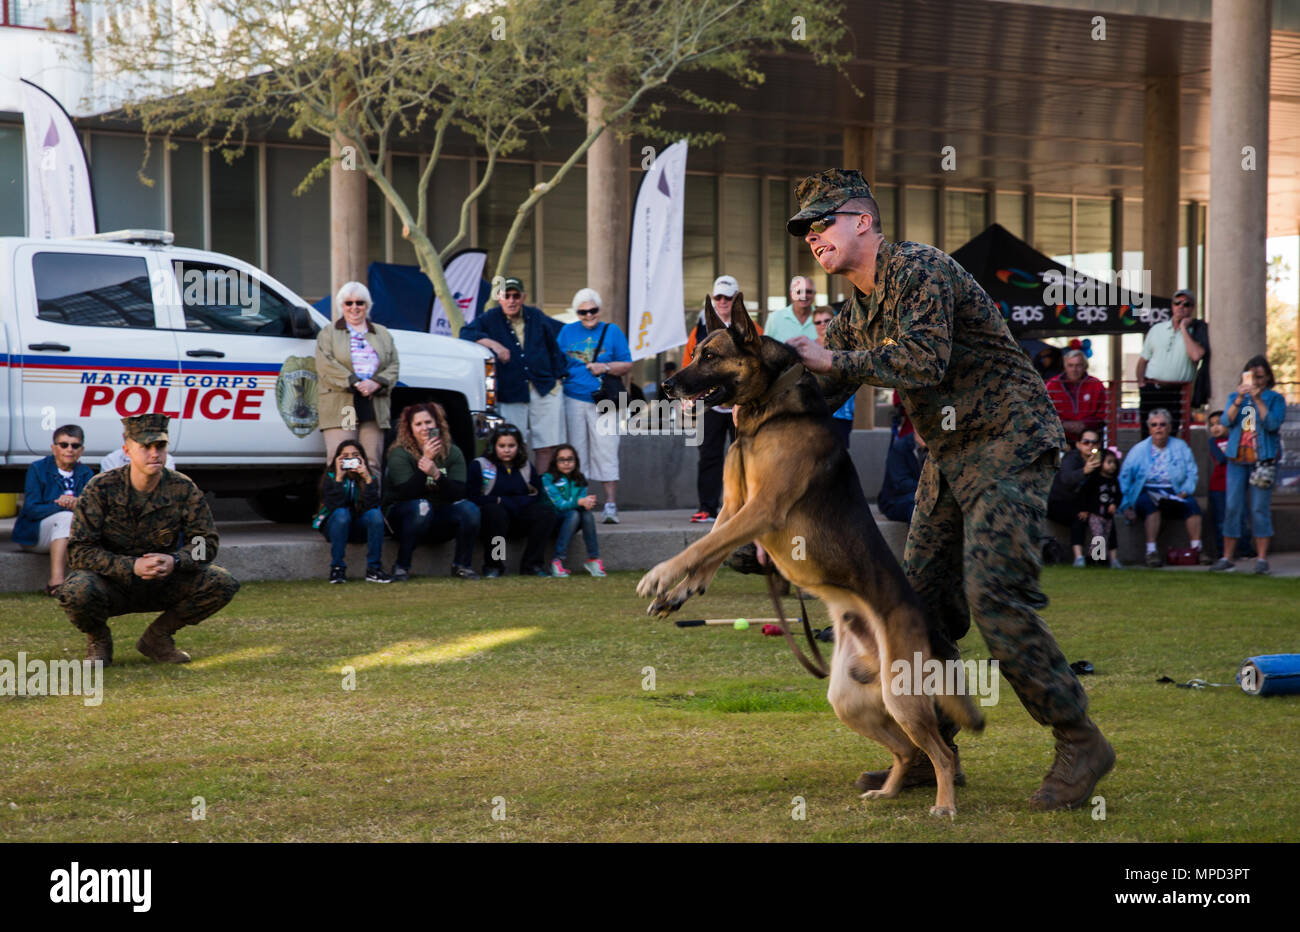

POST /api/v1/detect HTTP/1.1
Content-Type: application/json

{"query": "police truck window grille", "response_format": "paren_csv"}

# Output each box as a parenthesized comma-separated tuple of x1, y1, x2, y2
(33, 253, 156, 328)
(175, 263, 292, 336)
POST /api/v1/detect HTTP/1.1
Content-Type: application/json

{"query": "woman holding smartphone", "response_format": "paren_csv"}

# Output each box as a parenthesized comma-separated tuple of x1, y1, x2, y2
(1210, 356, 1287, 575)
(316, 439, 389, 584)
(384, 402, 480, 580)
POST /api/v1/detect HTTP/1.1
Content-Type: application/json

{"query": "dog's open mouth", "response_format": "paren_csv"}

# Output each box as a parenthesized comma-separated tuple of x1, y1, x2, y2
(685, 385, 726, 405)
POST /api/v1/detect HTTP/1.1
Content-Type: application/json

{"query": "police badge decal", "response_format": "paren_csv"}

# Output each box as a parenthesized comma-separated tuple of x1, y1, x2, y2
(276, 356, 319, 437)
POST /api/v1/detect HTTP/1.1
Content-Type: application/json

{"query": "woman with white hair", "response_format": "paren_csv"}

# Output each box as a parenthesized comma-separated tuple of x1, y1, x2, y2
(556, 288, 632, 523)
(315, 281, 400, 469)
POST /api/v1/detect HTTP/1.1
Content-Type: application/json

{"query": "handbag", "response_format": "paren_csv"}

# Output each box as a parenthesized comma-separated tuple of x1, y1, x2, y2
(589, 324, 624, 405)
(1249, 460, 1277, 490)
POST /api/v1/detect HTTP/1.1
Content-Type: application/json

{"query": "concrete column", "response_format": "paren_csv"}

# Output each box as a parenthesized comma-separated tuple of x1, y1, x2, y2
(330, 133, 368, 320)
(842, 126, 877, 430)
(586, 91, 631, 334)
(1208, 0, 1271, 399)
(1143, 73, 1180, 302)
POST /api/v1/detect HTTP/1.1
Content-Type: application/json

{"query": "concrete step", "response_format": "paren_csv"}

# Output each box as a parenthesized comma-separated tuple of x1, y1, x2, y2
(0, 507, 913, 593)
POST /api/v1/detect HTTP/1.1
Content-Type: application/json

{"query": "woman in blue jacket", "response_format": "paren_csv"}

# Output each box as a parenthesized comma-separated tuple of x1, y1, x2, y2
(1210, 355, 1287, 575)
(13, 425, 96, 595)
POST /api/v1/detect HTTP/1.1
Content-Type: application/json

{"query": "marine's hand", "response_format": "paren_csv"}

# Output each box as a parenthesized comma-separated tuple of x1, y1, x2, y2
(134, 553, 174, 579)
(785, 336, 834, 374)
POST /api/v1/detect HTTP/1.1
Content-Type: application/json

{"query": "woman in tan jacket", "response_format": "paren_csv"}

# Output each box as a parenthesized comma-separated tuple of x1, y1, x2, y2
(316, 281, 400, 469)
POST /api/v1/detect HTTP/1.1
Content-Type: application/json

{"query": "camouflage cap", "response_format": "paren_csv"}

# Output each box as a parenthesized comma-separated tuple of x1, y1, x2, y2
(787, 169, 874, 237)
(123, 413, 169, 445)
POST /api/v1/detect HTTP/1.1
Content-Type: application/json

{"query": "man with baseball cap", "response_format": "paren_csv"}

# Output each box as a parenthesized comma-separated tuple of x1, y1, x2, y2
(1135, 288, 1208, 439)
(59, 414, 239, 665)
(782, 168, 1113, 812)
(460, 276, 570, 473)
(681, 274, 763, 522)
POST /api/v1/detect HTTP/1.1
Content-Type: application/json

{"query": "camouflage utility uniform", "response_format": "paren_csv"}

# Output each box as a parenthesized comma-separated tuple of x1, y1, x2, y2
(816, 239, 1086, 727)
(60, 466, 239, 658)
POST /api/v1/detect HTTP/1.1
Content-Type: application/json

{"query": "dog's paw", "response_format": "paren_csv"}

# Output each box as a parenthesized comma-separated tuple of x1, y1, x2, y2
(929, 805, 956, 819)
(859, 789, 897, 801)
(636, 562, 675, 600)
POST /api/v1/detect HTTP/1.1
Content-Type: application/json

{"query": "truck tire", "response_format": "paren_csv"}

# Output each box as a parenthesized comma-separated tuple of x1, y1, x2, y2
(247, 483, 320, 524)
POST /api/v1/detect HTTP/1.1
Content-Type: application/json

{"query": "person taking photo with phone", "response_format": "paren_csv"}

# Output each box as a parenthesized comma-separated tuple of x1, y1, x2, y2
(316, 439, 388, 584)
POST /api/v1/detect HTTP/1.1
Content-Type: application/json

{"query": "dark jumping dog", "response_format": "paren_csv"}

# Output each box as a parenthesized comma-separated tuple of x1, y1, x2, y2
(637, 296, 983, 816)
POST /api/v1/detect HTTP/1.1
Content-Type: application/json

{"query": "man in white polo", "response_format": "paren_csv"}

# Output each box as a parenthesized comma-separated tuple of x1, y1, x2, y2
(1135, 289, 1207, 438)
(764, 276, 819, 343)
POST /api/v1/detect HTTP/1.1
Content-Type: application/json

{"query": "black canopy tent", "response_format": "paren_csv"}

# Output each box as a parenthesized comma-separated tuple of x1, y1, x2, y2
(950, 223, 1176, 339)
(950, 223, 1187, 439)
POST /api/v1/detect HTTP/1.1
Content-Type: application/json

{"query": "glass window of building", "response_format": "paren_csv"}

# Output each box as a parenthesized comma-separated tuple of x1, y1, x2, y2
(1121, 199, 1142, 272)
(91, 134, 165, 231)
(391, 155, 422, 268)
(541, 164, 586, 314)
(209, 148, 260, 267)
(944, 190, 986, 253)
(723, 176, 760, 304)
(1073, 198, 1113, 280)
(1033, 196, 1072, 263)
(905, 187, 936, 245)
(430, 158, 471, 254)
(874, 184, 895, 242)
(0, 125, 23, 235)
(169, 140, 204, 249)
(477, 161, 536, 293)
(367, 172, 385, 267)
(267, 147, 331, 302)
(766, 179, 789, 312)
(682, 173, 716, 309)
(995, 192, 1025, 240)
(34, 253, 155, 328)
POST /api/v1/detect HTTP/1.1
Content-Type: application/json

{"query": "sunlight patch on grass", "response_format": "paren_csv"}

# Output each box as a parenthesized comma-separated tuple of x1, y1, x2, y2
(335, 628, 542, 673)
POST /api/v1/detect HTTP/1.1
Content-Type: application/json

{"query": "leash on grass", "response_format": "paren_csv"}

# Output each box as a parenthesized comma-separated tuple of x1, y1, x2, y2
(765, 565, 829, 679)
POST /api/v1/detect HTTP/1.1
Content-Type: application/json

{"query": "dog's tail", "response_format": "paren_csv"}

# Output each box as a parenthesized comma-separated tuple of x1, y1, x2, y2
(937, 689, 986, 733)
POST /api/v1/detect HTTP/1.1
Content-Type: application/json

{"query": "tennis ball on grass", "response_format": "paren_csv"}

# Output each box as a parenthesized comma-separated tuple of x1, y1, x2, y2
(734, 618, 749, 630)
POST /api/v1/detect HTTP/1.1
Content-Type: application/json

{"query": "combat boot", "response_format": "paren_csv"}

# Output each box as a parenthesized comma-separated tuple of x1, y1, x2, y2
(855, 748, 965, 793)
(85, 626, 113, 667)
(1029, 718, 1115, 811)
(136, 611, 192, 664)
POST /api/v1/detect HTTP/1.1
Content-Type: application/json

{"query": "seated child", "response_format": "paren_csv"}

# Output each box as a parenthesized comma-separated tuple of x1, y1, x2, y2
(541, 443, 606, 578)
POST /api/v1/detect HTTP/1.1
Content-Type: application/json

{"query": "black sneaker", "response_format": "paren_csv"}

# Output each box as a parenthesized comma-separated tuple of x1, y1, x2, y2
(391, 566, 410, 582)
(365, 567, 392, 583)
(483, 567, 503, 579)
(329, 566, 346, 584)
(450, 564, 480, 580)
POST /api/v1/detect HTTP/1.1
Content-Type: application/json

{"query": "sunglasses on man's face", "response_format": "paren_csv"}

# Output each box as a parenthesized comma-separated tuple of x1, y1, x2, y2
(56, 441, 83, 449)
(808, 211, 862, 235)
(1149, 422, 1170, 429)
(713, 294, 734, 302)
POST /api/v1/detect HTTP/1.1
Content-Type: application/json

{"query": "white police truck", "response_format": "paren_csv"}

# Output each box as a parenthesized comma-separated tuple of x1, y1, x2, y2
(1, 231, 498, 521)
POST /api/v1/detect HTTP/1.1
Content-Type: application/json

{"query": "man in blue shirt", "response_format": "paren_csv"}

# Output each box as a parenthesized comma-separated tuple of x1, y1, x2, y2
(13, 424, 96, 595)
(460, 277, 569, 473)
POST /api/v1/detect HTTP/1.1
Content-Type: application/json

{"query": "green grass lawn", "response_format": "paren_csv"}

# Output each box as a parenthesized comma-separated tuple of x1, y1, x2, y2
(2, 568, 1297, 842)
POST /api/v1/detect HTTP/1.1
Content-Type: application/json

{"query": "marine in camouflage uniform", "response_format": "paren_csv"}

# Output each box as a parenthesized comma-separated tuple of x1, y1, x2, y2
(785, 169, 1113, 810)
(59, 414, 239, 665)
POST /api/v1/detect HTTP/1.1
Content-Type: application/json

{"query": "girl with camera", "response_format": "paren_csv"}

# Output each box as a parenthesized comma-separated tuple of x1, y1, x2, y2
(541, 443, 606, 578)
(316, 439, 389, 583)
(467, 424, 557, 577)
(384, 402, 480, 580)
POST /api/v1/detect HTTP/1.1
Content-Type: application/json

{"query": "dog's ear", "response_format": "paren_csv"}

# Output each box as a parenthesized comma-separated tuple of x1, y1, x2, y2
(728, 293, 763, 351)
(703, 295, 726, 334)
